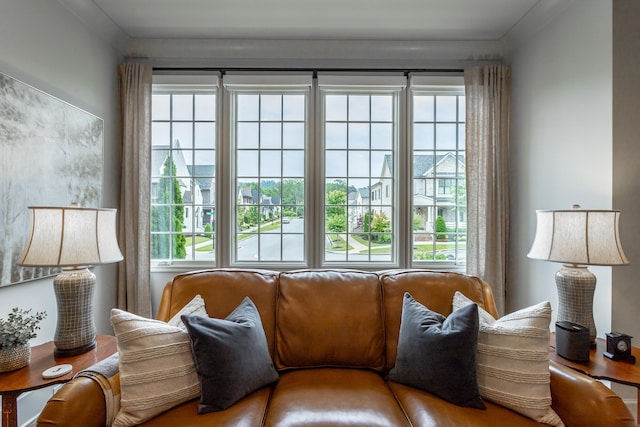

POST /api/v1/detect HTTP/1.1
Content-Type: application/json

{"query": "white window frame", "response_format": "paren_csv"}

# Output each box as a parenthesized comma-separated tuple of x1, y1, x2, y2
(409, 75, 466, 268)
(150, 72, 466, 272)
(317, 74, 406, 268)
(151, 74, 219, 268)
(223, 74, 313, 268)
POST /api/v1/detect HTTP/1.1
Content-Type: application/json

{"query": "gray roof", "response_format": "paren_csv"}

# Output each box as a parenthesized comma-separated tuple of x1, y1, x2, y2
(380, 154, 465, 178)
(187, 165, 215, 187)
(239, 186, 253, 198)
(414, 153, 465, 177)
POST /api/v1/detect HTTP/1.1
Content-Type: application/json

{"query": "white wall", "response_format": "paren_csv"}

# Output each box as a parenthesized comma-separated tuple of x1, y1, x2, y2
(509, 0, 613, 334)
(0, 0, 122, 424)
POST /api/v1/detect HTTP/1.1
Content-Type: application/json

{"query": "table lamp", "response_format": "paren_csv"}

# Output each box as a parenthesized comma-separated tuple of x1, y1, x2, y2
(17, 206, 123, 356)
(527, 205, 628, 345)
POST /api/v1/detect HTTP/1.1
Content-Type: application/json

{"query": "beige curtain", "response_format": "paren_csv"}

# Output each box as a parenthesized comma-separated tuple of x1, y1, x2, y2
(117, 63, 152, 317)
(465, 65, 511, 316)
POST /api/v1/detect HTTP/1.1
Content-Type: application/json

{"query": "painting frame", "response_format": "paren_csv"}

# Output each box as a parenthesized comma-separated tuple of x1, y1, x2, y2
(0, 72, 104, 287)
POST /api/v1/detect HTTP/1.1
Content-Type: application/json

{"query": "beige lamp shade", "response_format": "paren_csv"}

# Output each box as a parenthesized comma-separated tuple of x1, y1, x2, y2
(18, 206, 123, 267)
(17, 205, 122, 357)
(527, 209, 629, 266)
(528, 208, 628, 346)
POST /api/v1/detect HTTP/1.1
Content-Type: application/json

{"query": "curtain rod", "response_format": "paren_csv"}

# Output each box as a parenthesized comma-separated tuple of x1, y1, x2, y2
(153, 67, 465, 77)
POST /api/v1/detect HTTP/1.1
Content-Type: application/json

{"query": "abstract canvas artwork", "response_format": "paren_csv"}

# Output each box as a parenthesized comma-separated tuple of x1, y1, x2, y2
(0, 72, 104, 286)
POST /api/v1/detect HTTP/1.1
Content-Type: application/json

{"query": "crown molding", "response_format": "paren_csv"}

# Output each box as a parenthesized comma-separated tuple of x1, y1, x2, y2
(501, 0, 577, 55)
(56, 0, 576, 66)
(55, 0, 130, 52)
(125, 38, 508, 69)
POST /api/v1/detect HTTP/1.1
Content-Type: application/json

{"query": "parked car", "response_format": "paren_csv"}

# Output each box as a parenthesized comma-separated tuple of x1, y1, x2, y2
(282, 217, 290, 224)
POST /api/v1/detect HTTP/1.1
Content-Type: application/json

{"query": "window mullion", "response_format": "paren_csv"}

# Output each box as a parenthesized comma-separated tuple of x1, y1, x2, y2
(397, 87, 410, 267)
(217, 85, 231, 267)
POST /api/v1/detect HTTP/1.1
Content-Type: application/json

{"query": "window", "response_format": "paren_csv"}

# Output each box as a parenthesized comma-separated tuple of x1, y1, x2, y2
(320, 84, 399, 264)
(151, 76, 217, 264)
(411, 79, 466, 263)
(151, 73, 465, 269)
(231, 91, 307, 263)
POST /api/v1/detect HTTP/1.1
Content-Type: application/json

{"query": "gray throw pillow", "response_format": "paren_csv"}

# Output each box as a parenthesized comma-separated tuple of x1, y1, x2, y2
(389, 292, 485, 409)
(181, 296, 279, 413)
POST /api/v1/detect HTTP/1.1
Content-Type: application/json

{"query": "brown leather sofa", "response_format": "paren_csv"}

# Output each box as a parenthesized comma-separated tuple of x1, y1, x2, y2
(38, 269, 636, 426)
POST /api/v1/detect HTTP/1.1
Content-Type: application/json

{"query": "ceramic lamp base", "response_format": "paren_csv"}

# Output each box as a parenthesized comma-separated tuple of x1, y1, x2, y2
(53, 268, 96, 357)
(555, 264, 597, 346)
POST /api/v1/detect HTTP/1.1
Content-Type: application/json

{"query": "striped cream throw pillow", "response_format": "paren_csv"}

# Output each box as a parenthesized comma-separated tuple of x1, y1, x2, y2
(110, 308, 201, 427)
(452, 292, 564, 427)
(167, 294, 208, 331)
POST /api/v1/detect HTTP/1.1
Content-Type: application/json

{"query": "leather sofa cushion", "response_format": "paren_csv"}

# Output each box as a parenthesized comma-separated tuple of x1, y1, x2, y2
(157, 269, 279, 356)
(138, 387, 273, 427)
(388, 381, 544, 427)
(381, 270, 494, 372)
(264, 368, 410, 427)
(276, 270, 384, 371)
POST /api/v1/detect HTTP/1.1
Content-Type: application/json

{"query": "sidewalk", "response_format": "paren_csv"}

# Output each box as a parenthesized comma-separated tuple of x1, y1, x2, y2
(341, 233, 392, 254)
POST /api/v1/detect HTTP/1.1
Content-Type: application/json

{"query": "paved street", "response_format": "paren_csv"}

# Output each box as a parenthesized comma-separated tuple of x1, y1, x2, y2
(186, 217, 463, 262)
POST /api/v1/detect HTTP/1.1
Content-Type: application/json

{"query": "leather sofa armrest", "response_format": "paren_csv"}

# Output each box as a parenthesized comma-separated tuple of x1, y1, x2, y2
(550, 360, 636, 427)
(37, 375, 111, 427)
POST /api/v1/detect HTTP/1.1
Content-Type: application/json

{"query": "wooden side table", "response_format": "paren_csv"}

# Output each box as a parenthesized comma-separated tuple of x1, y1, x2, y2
(0, 335, 117, 427)
(550, 333, 640, 425)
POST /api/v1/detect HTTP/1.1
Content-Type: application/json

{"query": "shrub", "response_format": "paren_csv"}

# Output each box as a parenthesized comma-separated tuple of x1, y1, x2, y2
(435, 216, 448, 240)
(0, 308, 46, 350)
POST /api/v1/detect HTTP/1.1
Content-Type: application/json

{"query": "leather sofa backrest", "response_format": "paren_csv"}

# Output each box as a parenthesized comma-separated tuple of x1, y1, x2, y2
(157, 269, 498, 375)
(275, 269, 385, 372)
(380, 269, 498, 372)
(156, 268, 280, 356)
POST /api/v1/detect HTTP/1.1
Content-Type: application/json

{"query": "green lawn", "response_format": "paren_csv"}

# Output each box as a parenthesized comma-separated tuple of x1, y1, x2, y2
(190, 232, 464, 256)
(194, 239, 214, 252)
(351, 234, 388, 248)
(326, 234, 353, 251)
(414, 242, 462, 251)
(360, 241, 466, 255)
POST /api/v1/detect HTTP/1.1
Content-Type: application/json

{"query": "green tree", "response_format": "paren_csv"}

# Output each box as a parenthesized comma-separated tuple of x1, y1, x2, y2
(326, 213, 347, 233)
(371, 212, 391, 243)
(244, 206, 260, 226)
(371, 212, 390, 232)
(151, 156, 186, 259)
(282, 179, 304, 216)
(363, 211, 371, 233)
(204, 223, 213, 239)
(237, 207, 245, 229)
(203, 223, 214, 251)
(326, 179, 346, 194)
(326, 190, 346, 232)
(282, 206, 297, 217)
(260, 180, 280, 197)
(435, 215, 448, 241)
